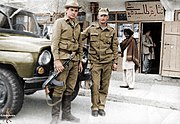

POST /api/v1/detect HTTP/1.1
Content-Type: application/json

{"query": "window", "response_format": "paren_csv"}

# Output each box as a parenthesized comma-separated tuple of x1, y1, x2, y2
(0, 12, 10, 28)
(12, 14, 38, 34)
(108, 13, 116, 21)
(117, 13, 127, 21)
(92, 14, 98, 22)
(92, 11, 127, 22)
(117, 23, 139, 41)
(77, 12, 86, 22)
(175, 10, 180, 21)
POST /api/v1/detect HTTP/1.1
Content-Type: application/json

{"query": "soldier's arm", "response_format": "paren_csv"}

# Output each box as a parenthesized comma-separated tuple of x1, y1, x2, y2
(81, 25, 91, 41)
(78, 33, 83, 61)
(112, 30, 119, 64)
(78, 35, 83, 73)
(51, 19, 62, 61)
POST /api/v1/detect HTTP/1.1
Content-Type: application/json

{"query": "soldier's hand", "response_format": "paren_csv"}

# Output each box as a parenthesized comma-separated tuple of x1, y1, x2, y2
(78, 61, 83, 73)
(112, 63, 118, 71)
(54, 60, 64, 72)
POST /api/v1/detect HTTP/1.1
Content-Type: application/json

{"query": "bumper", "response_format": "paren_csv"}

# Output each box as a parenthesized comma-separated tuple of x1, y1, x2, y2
(23, 76, 48, 92)
(24, 76, 48, 83)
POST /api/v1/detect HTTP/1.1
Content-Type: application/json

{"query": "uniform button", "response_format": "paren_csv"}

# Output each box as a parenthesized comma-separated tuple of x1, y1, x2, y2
(97, 55, 100, 59)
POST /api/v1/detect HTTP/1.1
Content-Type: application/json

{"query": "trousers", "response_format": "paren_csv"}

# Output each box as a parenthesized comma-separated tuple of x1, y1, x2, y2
(53, 60, 78, 97)
(122, 68, 135, 88)
(90, 62, 112, 110)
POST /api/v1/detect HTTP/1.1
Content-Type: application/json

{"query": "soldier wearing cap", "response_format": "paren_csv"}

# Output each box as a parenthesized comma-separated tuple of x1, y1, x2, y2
(82, 8, 118, 117)
(50, 0, 83, 123)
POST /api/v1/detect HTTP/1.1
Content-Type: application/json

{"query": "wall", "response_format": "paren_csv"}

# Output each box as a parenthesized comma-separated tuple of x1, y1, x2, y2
(98, 1, 126, 11)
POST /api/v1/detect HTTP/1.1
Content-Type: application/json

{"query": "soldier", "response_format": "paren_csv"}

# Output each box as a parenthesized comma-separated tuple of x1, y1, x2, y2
(50, 0, 83, 123)
(82, 8, 118, 117)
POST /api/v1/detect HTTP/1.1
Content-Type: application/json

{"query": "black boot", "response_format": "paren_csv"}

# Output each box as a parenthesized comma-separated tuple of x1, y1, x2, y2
(62, 95, 80, 123)
(50, 97, 61, 124)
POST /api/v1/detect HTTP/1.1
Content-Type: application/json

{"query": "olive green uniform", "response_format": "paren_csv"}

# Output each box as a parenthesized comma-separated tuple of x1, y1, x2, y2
(82, 22, 118, 110)
(51, 15, 83, 97)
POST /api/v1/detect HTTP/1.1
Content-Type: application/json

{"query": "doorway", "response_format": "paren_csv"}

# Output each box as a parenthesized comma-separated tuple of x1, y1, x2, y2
(141, 22, 162, 74)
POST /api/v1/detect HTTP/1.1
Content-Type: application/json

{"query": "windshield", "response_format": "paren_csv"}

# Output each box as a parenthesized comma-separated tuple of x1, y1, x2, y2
(11, 13, 39, 34)
(0, 4, 40, 36)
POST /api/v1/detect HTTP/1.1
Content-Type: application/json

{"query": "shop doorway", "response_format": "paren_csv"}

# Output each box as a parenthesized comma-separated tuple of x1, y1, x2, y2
(141, 22, 162, 74)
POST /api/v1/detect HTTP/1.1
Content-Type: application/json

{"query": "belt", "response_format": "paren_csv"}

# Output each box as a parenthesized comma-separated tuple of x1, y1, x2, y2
(59, 49, 76, 55)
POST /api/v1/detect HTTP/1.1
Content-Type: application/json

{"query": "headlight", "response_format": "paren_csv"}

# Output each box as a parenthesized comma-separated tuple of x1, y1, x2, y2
(38, 50, 51, 65)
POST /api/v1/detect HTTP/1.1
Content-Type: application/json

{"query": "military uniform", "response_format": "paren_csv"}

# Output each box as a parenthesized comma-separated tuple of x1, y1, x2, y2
(82, 22, 118, 112)
(51, 15, 83, 97)
(50, 0, 82, 123)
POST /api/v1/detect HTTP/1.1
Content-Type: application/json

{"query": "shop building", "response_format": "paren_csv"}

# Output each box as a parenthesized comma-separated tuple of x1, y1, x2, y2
(86, 0, 180, 78)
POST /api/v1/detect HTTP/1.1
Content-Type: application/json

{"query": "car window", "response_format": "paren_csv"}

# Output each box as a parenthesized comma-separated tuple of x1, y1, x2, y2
(0, 12, 10, 28)
(12, 14, 38, 34)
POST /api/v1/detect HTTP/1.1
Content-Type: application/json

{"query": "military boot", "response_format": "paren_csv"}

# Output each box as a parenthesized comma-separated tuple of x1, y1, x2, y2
(62, 95, 80, 123)
(50, 97, 61, 124)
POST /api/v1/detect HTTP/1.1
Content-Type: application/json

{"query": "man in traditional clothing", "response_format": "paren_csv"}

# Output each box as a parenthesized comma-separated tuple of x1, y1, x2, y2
(120, 29, 140, 90)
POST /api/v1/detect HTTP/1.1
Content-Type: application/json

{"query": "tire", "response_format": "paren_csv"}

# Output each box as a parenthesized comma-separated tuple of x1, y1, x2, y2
(71, 79, 80, 101)
(0, 68, 24, 116)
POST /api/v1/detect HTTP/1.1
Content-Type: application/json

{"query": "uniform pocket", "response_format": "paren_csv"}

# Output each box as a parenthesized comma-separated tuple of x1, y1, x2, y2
(89, 50, 96, 55)
(59, 42, 68, 49)
(68, 42, 79, 51)
(90, 33, 98, 41)
(106, 34, 113, 44)
(105, 49, 113, 54)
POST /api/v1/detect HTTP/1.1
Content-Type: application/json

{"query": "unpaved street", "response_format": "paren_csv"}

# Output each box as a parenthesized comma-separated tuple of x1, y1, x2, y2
(0, 90, 180, 124)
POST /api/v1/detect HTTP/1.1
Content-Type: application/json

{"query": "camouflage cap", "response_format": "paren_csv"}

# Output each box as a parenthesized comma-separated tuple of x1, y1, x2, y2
(98, 8, 109, 16)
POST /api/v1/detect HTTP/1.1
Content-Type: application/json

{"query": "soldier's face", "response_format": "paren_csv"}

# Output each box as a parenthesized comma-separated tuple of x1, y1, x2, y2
(66, 7, 79, 19)
(98, 14, 109, 25)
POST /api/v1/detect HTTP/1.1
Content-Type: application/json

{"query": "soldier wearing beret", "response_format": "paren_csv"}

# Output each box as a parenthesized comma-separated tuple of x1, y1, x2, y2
(82, 8, 118, 117)
(50, 0, 83, 123)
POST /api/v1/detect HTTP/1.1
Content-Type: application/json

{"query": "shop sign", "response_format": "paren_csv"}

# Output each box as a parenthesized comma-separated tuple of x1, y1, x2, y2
(125, 1, 164, 21)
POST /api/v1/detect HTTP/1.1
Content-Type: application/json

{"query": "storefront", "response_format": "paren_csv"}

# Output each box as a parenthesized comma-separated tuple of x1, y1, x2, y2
(125, 1, 164, 74)
(89, 0, 180, 78)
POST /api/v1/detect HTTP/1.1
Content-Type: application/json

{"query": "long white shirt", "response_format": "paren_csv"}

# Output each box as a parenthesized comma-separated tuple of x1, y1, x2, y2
(122, 47, 135, 70)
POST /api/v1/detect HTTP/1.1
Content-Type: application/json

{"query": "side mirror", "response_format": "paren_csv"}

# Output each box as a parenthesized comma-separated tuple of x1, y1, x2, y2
(38, 23, 44, 36)
(38, 24, 50, 39)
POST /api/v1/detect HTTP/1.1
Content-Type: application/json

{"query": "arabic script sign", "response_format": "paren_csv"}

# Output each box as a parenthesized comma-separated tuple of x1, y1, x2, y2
(125, 1, 164, 21)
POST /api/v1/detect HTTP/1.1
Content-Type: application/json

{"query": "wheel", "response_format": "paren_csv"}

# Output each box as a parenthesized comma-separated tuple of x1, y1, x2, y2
(71, 79, 80, 101)
(0, 68, 24, 116)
